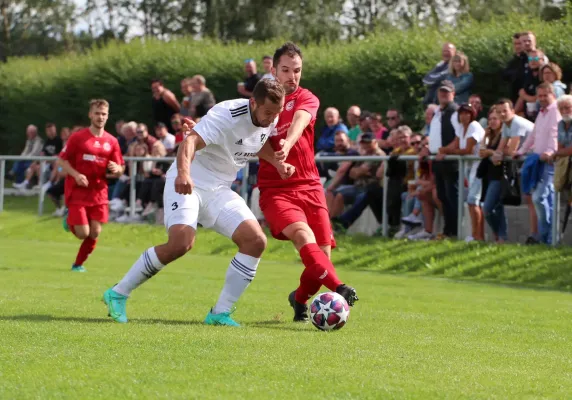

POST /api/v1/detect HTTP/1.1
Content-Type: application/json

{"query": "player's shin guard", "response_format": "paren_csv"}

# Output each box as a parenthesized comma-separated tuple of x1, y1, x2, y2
(212, 253, 260, 314)
(74, 237, 97, 266)
(299, 243, 342, 293)
(113, 247, 165, 296)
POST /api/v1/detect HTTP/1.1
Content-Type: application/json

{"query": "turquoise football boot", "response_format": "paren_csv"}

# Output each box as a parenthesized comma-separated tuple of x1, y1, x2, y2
(204, 308, 241, 327)
(103, 288, 128, 323)
(71, 264, 86, 272)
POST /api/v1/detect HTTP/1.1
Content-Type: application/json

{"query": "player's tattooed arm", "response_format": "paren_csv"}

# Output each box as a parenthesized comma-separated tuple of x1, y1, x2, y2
(275, 110, 312, 162)
(57, 158, 88, 187)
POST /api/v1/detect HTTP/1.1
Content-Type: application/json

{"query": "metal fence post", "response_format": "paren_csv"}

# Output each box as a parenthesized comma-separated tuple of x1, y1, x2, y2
(457, 157, 464, 241)
(37, 160, 46, 216)
(382, 159, 389, 237)
(129, 160, 137, 219)
(240, 162, 250, 202)
(552, 190, 560, 246)
(0, 159, 5, 213)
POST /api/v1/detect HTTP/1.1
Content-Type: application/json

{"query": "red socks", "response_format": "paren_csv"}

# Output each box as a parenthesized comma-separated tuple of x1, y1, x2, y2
(74, 237, 97, 266)
(295, 243, 342, 304)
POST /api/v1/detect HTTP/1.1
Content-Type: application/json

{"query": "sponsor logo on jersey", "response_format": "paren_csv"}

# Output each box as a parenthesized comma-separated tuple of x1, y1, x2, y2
(82, 154, 96, 161)
(94, 140, 101, 148)
(260, 134, 266, 143)
(285, 100, 295, 111)
(235, 139, 243, 145)
(234, 152, 257, 158)
(103, 142, 111, 151)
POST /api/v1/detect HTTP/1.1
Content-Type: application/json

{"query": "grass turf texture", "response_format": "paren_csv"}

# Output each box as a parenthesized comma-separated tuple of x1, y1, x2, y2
(1, 197, 572, 399)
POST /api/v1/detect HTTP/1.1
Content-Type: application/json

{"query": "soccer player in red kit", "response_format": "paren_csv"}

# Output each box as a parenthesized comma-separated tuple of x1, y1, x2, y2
(257, 42, 358, 322)
(58, 99, 125, 272)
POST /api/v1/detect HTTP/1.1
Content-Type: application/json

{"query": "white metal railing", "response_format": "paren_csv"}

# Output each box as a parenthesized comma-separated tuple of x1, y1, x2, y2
(0, 154, 563, 246)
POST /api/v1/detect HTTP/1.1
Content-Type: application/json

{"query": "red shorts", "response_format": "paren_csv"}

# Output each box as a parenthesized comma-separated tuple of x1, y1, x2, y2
(67, 204, 109, 226)
(259, 187, 336, 248)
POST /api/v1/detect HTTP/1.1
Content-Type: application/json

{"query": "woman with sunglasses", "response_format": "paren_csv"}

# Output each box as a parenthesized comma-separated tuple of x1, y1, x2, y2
(437, 103, 485, 242)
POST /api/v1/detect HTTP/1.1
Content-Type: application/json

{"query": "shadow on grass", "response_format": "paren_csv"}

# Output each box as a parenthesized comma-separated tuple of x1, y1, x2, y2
(0, 314, 203, 326)
(247, 319, 315, 333)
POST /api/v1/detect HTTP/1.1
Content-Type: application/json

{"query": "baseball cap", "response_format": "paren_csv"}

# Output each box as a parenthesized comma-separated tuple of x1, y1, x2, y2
(439, 80, 455, 92)
(359, 132, 375, 143)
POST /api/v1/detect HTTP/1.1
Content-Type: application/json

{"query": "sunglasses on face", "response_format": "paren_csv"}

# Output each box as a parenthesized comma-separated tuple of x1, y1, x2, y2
(528, 56, 540, 61)
(411, 141, 421, 145)
(136, 130, 144, 134)
(387, 116, 398, 120)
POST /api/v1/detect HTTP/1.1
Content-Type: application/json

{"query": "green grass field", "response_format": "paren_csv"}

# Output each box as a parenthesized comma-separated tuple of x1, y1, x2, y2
(1, 197, 572, 399)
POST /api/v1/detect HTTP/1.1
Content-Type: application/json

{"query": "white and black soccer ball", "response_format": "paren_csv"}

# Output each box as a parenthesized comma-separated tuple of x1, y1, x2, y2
(309, 292, 350, 331)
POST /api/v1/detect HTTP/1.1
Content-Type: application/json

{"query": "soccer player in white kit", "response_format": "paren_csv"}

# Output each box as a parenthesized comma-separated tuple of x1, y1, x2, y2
(103, 79, 294, 326)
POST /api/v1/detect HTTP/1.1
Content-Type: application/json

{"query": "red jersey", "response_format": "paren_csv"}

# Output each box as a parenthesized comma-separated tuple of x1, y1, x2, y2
(59, 128, 124, 206)
(258, 86, 321, 190)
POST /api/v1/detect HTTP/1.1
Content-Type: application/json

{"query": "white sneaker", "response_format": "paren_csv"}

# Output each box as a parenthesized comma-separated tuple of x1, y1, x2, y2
(394, 225, 411, 239)
(402, 213, 423, 226)
(52, 207, 66, 217)
(134, 202, 144, 213)
(12, 181, 28, 189)
(142, 203, 158, 217)
(110, 200, 126, 213)
(115, 214, 131, 223)
(465, 236, 475, 243)
(408, 230, 434, 241)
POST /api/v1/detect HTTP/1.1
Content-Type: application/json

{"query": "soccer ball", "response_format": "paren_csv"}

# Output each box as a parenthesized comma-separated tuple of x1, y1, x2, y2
(309, 292, 350, 331)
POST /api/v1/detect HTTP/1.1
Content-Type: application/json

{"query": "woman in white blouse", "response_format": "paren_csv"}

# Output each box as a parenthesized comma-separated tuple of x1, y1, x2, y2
(437, 103, 486, 242)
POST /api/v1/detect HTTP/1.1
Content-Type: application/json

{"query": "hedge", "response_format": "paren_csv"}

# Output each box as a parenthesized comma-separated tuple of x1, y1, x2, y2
(1, 15, 571, 154)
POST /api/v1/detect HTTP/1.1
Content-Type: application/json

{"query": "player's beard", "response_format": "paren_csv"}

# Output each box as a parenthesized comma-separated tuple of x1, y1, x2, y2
(92, 120, 105, 129)
(283, 82, 297, 95)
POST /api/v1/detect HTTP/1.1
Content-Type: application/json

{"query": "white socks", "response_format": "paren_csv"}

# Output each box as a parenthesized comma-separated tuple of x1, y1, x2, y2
(212, 253, 260, 314)
(114, 247, 165, 296)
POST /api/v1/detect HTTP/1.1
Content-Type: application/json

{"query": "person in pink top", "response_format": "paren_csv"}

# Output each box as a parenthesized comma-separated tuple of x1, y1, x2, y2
(516, 82, 561, 244)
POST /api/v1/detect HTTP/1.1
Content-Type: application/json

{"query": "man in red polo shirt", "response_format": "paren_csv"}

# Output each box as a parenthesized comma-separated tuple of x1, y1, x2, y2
(58, 99, 125, 272)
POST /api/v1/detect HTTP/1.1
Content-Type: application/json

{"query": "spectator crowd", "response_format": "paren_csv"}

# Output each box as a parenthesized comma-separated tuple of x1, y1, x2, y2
(6, 36, 572, 245)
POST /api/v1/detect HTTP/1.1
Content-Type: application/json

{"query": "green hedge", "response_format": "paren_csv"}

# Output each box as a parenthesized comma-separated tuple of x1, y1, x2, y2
(1, 15, 571, 154)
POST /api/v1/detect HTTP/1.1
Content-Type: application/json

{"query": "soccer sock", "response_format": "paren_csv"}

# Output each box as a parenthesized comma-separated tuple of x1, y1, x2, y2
(298, 243, 342, 292)
(212, 253, 260, 314)
(74, 237, 97, 266)
(113, 247, 165, 297)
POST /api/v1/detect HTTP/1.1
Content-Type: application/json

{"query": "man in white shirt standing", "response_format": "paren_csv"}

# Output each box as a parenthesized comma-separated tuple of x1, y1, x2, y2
(154, 122, 176, 156)
(104, 79, 295, 327)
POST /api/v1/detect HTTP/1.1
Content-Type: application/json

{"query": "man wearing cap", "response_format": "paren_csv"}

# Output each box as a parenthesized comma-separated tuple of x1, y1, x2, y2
(237, 59, 261, 98)
(420, 80, 460, 238)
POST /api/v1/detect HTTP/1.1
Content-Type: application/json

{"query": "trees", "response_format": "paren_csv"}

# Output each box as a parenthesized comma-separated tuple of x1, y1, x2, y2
(0, 0, 567, 61)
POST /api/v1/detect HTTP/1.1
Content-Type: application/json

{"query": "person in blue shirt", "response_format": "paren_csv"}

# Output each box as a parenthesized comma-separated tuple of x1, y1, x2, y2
(316, 107, 348, 153)
(445, 51, 474, 105)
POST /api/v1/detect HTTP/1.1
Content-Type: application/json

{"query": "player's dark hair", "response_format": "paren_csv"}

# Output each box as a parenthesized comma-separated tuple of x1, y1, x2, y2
(45, 122, 56, 128)
(263, 55, 272, 60)
(273, 42, 302, 67)
(513, 32, 521, 39)
(151, 78, 163, 85)
(253, 79, 285, 105)
(495, 98, 514, 109)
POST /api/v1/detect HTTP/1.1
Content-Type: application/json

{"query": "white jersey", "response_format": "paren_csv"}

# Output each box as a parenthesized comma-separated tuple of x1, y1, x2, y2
(166, 99, 276, 189)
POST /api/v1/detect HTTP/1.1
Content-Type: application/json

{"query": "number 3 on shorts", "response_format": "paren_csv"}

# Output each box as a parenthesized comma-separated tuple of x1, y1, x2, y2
(171, 202, 178, 211)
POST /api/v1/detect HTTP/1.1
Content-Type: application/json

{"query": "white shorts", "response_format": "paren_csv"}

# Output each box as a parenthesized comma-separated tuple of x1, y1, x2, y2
(163, 178, 256, 238)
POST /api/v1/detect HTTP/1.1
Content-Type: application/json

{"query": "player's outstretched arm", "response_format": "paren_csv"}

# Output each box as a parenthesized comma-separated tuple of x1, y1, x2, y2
(257, 141, 280, 167)
(174, 130, 206, 194)
(275, 110, 312, 162)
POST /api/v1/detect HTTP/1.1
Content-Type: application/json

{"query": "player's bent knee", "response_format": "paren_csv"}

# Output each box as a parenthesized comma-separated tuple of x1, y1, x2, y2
(233, 220, 267, 258)
(166, 225, 196, 261)
(282, 222, 316, 250)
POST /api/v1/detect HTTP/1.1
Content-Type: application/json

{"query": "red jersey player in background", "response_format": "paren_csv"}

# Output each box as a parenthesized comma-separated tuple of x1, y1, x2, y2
(257, 42, 358, 322)
(58, 99, 125, 272)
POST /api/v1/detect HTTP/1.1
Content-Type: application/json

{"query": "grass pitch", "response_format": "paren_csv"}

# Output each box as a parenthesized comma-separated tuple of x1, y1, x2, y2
(1, 197, 571, 399)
